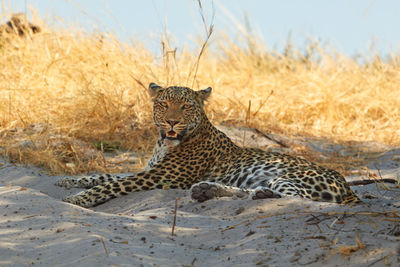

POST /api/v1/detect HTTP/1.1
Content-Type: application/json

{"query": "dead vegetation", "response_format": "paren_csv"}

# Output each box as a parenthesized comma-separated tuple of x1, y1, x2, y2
(0, 9, 399, 174)
(0, 13, 40, 37)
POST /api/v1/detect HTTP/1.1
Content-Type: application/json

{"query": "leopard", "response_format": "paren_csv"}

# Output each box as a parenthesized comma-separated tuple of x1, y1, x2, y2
(56, 83, 361, 207)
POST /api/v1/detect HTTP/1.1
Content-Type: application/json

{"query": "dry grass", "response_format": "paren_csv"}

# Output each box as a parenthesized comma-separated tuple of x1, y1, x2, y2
(0, 12, 399, 174)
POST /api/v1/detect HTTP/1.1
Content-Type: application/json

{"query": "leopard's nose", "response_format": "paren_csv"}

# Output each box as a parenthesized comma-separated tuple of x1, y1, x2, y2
(166, 120, 179, 127)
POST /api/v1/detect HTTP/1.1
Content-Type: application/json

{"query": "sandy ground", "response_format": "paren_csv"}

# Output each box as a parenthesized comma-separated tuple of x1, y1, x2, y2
(0, 131, 400, 266)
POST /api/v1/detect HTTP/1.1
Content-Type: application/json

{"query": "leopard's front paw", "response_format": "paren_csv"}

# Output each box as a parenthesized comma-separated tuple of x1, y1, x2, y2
(190, 182, 219, 202)
(56, 177, 80, 189)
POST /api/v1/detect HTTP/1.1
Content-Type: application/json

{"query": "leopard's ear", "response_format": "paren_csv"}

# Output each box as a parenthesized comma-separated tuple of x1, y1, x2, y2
(148, 83, 163, 98)
(198, 87, 212, 101)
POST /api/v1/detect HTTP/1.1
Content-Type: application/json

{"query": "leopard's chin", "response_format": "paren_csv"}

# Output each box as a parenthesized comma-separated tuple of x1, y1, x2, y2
(163, 138, 181, 147)
(160, 131, 184, 147)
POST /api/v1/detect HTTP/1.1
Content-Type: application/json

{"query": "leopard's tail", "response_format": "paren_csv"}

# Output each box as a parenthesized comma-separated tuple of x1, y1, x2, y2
(341, 192, 362, 205)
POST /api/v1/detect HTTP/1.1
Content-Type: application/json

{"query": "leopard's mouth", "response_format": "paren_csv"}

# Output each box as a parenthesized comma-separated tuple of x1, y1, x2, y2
(166, 130, 177, 138)
(161, 130, 183, 141)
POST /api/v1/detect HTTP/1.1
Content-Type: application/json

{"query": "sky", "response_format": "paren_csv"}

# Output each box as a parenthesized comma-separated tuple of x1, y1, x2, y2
(5, 0, 400, 57)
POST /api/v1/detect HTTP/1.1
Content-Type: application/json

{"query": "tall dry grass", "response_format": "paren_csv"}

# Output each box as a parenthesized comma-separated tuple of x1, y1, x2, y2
(0, 12, 399, 174)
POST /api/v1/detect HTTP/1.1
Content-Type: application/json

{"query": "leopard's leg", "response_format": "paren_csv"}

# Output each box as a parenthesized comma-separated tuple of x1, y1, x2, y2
(266, 177, 303, 197)
(61, 169, 189, 208)
(267, 172, 361, 204)
(244, 176, 302, 200)
(56, 173, 131, 189)
(190, 181, 250, 202)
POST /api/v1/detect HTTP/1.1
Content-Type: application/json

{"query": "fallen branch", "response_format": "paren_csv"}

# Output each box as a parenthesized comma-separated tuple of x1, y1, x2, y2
(250, 127, 289, 148)
(348, 178, 399, 186)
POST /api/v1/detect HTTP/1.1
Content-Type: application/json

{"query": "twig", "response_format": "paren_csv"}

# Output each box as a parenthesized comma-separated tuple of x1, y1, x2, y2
(374, 164, 392, 197)
(367, 253, 392, 267)
(252, 90, 274, 117)
(242, 100, 251, 147)
(100, 237, 109, 257)
(348, 178, 398, 186)
(171, 197, 179, 236)
(250, 127, 289, 148)
(304, 235, 328, 240)
(131, 76, 147, 90)
(23, 214, 40, 219)
(222, 211, 300, 232)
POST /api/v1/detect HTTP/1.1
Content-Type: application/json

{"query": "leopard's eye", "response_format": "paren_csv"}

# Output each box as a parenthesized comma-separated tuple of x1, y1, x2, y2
(159, 102, 168, 108)
(182, 104, 192, 109)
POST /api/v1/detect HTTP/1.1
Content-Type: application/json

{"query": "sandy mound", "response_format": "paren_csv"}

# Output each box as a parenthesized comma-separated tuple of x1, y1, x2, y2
(0, 145, 399, 266)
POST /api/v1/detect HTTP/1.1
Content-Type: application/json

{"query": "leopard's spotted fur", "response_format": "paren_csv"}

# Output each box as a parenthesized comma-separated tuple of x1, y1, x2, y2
(56, 83, 360, 207)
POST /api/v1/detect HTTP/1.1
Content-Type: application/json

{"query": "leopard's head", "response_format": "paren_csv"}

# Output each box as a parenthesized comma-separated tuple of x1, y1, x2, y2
(149, 83, 211, 146)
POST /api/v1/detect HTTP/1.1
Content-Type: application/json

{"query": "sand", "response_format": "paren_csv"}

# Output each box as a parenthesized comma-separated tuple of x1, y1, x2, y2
(0, 133, 399, 266)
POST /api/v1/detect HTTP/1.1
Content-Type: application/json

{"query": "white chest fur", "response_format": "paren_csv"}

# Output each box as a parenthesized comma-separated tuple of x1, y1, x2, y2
(145, 139, 169, 170)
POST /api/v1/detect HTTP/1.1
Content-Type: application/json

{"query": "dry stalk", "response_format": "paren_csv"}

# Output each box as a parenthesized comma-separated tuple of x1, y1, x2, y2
(100, 237, 109, 257)
(338, 235, 365, 256)
(325, 234, 365, 261)
(242, 100, 251, 146)
(187, 0, 215, 87)
(171, 197, 179, 236)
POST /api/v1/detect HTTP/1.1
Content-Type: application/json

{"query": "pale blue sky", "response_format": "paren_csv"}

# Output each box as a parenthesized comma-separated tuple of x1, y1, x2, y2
(5, 0, 400, 56)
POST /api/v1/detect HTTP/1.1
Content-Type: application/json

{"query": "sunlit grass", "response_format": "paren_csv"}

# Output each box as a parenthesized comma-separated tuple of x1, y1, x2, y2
(0, 12, 399, 174)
